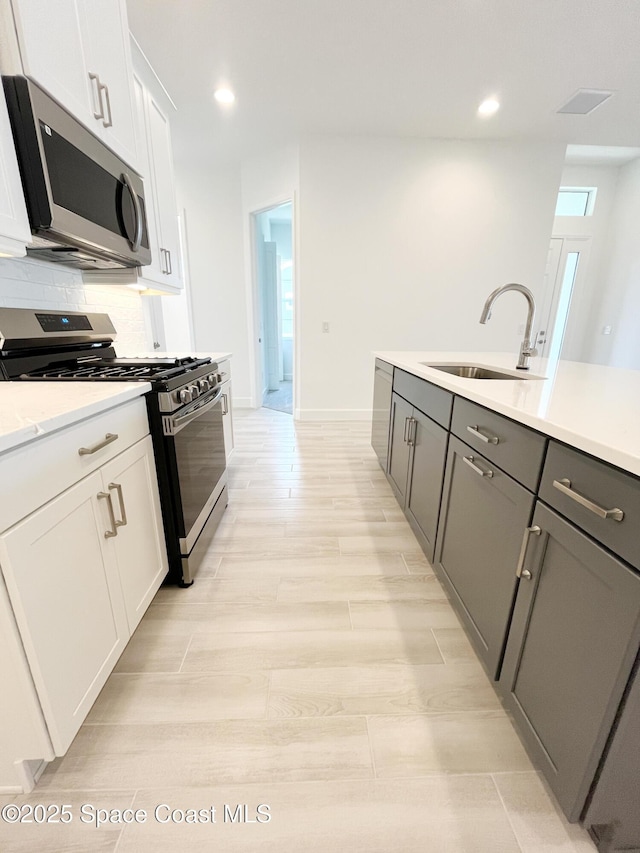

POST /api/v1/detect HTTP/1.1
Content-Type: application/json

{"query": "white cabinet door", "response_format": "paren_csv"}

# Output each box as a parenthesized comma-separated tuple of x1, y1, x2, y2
(101, 436, 167, 633)
(12, 0, 91, 127)
(0, 79, 30, 256)
(11, 0, 137, 168)
(221, 382, 234, 459)
(0, 472, 129, 755)
(146, 92, 182, 289)
(132, 74, 164, 282)
(76, 0, 137, 168)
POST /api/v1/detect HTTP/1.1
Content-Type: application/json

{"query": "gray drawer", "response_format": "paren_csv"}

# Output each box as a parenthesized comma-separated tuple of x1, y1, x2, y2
(451, 397, 546, 491)
(393, 369, 453, 429)
(539, 441, 640, 568)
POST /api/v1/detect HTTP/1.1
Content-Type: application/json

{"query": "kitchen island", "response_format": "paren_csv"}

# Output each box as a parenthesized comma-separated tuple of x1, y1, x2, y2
(373, 351, 640, 852)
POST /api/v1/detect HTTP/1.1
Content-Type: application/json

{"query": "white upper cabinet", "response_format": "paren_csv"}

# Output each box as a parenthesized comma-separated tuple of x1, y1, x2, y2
(144, 91, 182, 290)
(10, 0, 138, 169)
(0, 79, 31, 256)
(85, 45, 184, 293)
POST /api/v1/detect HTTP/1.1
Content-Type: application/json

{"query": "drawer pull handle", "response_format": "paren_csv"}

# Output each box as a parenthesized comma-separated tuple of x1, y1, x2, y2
(78, 433, 119, 456)
(463, 455, 493, 478)
(97, 491, 118, 538)
(552, 478, 625, 522)
(516, 525, 542, 578)
(467, 424, 500, 445)
(221, 392, 229, 416)
(108, 482, 127, 528)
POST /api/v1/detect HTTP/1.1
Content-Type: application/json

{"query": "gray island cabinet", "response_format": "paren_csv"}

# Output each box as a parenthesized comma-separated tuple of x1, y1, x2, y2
(385, 369, 452, 562)
(372, 357, 640, 850)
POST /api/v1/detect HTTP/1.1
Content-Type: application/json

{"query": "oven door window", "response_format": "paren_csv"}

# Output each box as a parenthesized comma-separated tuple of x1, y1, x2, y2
(171, 398, 226, 538)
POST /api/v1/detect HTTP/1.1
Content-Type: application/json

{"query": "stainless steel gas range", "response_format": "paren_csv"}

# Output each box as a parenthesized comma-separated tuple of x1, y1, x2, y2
(0, 307, 227, 585)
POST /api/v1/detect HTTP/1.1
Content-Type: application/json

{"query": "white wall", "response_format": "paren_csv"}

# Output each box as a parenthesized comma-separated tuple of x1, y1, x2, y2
(176, 164, 251, 405)
(297, 136, 566, 418)
(0, 258, 150, 352)
(584, 157, 640, 368)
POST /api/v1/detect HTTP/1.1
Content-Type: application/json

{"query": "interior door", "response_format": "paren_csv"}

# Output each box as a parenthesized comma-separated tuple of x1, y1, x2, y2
(537, 237, 591, 360)
(261, 239, 280, 394)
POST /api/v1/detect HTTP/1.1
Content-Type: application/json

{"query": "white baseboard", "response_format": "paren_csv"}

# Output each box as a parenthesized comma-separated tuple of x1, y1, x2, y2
(295, 409, 372, 421)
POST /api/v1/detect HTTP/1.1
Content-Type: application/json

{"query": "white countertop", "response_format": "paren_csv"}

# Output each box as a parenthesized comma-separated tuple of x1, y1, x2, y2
(375, 351, 640, 477)
(0, 383, 151, 455)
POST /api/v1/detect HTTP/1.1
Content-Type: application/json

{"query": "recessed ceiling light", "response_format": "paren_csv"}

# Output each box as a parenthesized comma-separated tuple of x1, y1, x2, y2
(214, 88, 235, 105)
(478, 98, 500, 116)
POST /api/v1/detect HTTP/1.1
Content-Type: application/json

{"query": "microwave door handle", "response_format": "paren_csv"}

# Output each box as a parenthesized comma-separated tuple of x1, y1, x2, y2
(163, 388, 223, 436)
(121, 172, 143, 251)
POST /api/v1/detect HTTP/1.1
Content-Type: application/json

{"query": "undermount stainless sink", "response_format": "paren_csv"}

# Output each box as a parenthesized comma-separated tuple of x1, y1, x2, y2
(421, 363, 542, 380)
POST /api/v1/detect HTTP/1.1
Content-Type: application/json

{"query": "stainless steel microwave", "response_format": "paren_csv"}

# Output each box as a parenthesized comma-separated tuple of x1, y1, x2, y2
(2, 75, 151, 271)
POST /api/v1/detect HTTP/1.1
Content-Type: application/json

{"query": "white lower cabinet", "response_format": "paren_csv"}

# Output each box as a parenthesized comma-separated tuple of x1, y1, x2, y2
(218, 359, 234, 459)
(0, 471, 129, 755)
(0, 403, 168, 780)
(101, 436, 167, 633)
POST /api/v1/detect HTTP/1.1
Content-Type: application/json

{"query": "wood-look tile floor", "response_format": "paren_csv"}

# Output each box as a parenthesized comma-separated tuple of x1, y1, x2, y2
(0, 409, 595, 852)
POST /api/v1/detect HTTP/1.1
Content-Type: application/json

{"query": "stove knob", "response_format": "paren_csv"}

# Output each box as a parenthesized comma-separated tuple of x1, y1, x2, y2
(189, 384, 200, 398)
(198, 378, 210, 392)
(179, 388, 193, 404)
(208, 373, 218, 386)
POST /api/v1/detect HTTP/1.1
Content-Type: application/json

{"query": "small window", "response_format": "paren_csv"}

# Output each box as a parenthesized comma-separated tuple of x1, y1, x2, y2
(555, 187, 597, 216)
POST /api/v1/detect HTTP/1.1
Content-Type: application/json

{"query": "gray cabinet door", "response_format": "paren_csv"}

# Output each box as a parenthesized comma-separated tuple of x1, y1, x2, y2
(583, 657, 640, 851)
(371, 360, 393, 470)
(405, 408, 448, 563)
(387, 392, 413, 505)
(434, 435, 535, 679)
(500, 502, 640, 822)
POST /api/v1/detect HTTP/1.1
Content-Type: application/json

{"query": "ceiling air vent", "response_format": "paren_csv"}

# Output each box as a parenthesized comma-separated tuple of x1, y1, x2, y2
(557, 89, 613, 115)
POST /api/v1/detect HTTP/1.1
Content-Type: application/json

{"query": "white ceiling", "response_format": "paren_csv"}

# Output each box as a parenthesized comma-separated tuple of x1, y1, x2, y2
(126, 0, 640, 168)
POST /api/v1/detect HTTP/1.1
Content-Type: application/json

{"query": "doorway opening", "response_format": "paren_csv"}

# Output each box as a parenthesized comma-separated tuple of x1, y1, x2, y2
(252, 202, 294, 415)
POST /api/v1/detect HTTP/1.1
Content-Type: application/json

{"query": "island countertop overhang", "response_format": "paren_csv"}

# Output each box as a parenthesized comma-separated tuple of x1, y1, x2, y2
(374, 351, 640, 477)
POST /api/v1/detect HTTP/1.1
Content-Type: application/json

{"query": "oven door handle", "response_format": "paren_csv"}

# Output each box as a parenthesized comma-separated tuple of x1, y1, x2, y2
(163, 387, 223, 436)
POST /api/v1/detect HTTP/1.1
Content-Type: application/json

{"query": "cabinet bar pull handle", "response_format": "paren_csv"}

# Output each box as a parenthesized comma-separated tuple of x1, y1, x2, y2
(100, 82, 113, 127)
(463, 455, 493, 478)
(467, 424, 500, 445)
(403, 416, 410, 443)
(222, 392, 229, 416)
(407, 417, 417, 447)
(98, 491, 118, 538)
(108, 482, 127, 527)
(552, 478, 624, 522)
(78, 433, 119, 455)
(166, 249, 172, 275)
(88, 72, 104, 120)
(516, 525, 541, 577)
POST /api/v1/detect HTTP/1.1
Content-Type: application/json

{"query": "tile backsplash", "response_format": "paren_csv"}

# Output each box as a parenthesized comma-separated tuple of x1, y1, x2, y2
(0, 257, 150, 352)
